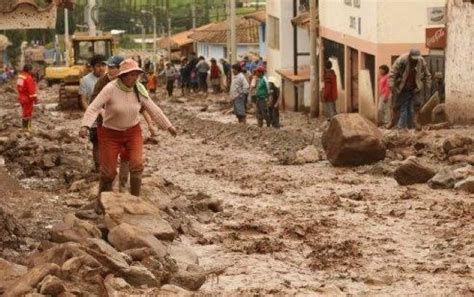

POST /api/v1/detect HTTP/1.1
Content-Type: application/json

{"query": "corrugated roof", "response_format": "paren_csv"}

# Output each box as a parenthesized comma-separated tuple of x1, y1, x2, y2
(189, 17, 259, 44)
(243, 10, 266, 24)
(0, 0, 54, 13)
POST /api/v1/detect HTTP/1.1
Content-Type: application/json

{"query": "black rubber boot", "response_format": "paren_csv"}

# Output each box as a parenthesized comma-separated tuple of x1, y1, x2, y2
(129, 172, 142, 197)
(118, 161, 130, 193)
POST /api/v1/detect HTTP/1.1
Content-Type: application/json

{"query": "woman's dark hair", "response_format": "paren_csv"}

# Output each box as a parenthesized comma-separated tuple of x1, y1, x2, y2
(23, 64, 33, 72)
(379, 65, 390, 75)
(231, 63, 242, 72)
(325, 61, 332, 69)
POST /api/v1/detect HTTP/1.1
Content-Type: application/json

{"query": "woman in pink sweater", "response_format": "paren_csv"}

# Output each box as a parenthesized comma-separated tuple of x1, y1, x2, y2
(79, 59, 177, 196)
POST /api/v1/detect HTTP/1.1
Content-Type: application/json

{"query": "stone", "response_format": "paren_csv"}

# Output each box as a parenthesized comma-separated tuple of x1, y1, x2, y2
(419, 92, 440, 125)
(3, 263, 61, 297)
(442, 135, 472, 154)
(393, 158, 436, 185)
(169, 265, 206, 291)
(29, 242, 98, 268)
(294, 145, 320, 164)
(50, 213, 102, 244)
(108, 223, 167, 258)
(100, 192, 176, 240)
(122, 263, 159, 287)
(103, 275, 131, 297)
(38, 275, 65, 296)
(447, 147, 468, 157)
(123, 248, 154, 261)
(0, 258, 28, 294)
(84, 238, 130, 272)
(158, 284, 194, 296)
(428, 168, 458, 189)
(322, 114, 386, 166)
(168, 242, 199, 267)
(453, 165, 474, 180)
(432, 104, 447, 124)
(454, 177, 474, 193)
(448, 154, 474, 165)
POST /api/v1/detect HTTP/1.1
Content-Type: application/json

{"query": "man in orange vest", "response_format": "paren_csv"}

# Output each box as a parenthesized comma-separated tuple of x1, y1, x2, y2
(17, 64, 38, 130)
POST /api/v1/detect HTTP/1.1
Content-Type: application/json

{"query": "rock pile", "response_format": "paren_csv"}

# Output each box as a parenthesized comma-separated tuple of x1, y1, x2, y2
(0, 192, 213, 296)
(0, 129, 89, 188)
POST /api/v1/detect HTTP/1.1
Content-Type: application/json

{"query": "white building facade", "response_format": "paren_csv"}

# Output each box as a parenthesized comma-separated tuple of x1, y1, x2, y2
(445, 0, 474, 124)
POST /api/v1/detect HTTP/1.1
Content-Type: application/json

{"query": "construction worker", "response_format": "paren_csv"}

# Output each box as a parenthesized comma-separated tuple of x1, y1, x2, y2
(16, 64, 38, 130)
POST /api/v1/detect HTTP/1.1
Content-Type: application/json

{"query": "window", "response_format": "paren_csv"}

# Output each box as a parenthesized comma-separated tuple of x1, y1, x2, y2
(354, 0, 360, 8)
(299, 0, 309, 12)
(344, 0, 352, 6)
(349, 16, 356, 29)
(268, 15, 280, 50)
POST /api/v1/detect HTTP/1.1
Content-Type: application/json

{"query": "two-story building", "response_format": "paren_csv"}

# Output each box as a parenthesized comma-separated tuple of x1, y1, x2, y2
(266, 0, 311, 112)
(319, 0, 445, 121)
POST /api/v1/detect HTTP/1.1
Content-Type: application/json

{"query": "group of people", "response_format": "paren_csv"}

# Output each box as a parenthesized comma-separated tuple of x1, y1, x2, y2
(78, 55, 176, 198)
(230, 63, 281, 128)
(321, 48, 434, 130)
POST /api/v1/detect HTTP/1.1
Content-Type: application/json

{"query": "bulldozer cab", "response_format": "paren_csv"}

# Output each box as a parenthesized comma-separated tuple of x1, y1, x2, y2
(72, 34, 114, 66)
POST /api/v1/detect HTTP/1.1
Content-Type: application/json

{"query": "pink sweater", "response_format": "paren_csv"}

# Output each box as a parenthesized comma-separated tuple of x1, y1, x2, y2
(81, 80, 173, 131)
(379, 75, 391, 99)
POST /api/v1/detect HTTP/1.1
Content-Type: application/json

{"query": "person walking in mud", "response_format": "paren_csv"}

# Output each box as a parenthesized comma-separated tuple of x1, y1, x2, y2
(389, 48, 432, 130)
(230, 63, 249, 124)
(90, 55, 158, 193)
(159, 62, 178, 98)
(322, 61, 338, 120)
(79, 59, 177, 197)
(268, 76, 281, 128)
(255, 67, 271, 127)
(16, 64, 38, 131)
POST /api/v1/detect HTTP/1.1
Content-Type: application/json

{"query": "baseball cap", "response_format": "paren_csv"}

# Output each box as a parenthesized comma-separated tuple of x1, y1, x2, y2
(409, 48, 421, 59)
(106, 55, 125, 68)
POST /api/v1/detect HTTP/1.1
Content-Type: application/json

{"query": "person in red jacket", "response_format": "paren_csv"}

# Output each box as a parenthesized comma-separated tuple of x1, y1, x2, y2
(322, 60, 338, 119)
(17, 64, 38, 130)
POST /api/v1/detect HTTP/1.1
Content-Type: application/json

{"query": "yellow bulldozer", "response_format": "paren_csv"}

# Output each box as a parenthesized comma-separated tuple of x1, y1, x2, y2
(45, 33, 114, 109)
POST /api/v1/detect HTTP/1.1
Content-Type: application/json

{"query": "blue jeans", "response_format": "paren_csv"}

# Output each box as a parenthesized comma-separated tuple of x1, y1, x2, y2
(397, 91, 415, 129)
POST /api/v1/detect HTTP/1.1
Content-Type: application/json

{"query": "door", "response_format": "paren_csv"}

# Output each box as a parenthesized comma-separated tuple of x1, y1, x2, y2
(350, 47, 359, 112)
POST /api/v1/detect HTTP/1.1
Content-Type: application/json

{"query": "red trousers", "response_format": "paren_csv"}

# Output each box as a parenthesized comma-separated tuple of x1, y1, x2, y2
(98, 125, 143, 182)
(19, 98, 34, 119)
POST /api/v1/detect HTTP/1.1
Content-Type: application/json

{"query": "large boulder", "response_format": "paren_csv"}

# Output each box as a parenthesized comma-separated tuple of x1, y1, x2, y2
(100, 193, 176, 241)
(393, 158, 436, 185)
(0, 258, 28, 294)
(322, 114, 386, 166)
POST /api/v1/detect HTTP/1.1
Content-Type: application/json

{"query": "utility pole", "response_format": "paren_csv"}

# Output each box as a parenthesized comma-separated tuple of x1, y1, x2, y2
(230, 0, 237, 64)
(86, 0, 97, 36)
(64, 8, 70, 67)
(309, 0, 320, 117)
(192, 0, 197, 52)
(168, 17, 172, 60)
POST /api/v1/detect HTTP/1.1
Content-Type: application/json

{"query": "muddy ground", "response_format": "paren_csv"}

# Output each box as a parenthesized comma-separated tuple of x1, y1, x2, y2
(0, 82, 472, 296)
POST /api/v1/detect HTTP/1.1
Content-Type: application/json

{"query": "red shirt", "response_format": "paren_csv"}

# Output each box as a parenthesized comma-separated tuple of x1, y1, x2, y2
(323, 69, 338, 102)
(378, 74, 390, 99)
(17, 72, 37, 104)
